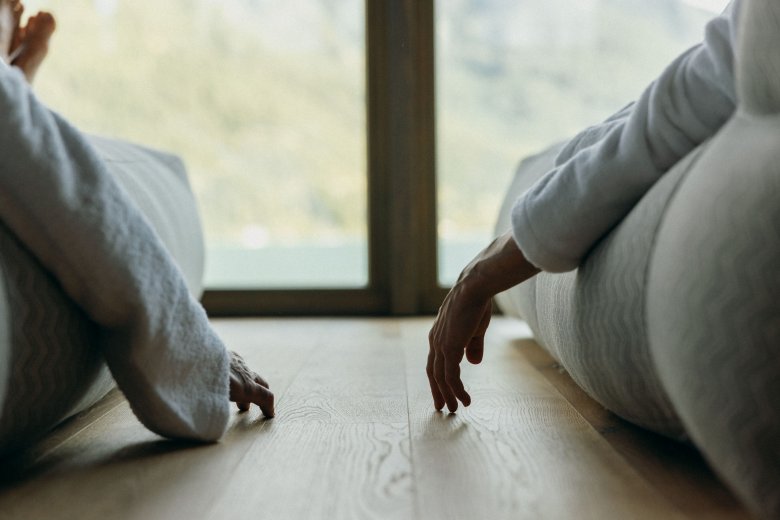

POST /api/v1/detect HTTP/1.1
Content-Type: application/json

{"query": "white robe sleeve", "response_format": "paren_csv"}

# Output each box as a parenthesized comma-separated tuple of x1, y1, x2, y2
(0, 63, 230, 441)
(511, 1, 741, 272)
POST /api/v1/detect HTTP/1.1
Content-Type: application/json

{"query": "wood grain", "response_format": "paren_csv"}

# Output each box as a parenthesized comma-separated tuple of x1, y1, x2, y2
(0, 318, 749, 520)
(203, 319, 414, 520)
(513, 335, 750, 520)
(0, 318, 323, 520)
(400, 318, 688, 520)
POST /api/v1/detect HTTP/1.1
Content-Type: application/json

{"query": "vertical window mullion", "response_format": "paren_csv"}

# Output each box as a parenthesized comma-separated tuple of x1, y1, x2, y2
(367, 0, 440, 315)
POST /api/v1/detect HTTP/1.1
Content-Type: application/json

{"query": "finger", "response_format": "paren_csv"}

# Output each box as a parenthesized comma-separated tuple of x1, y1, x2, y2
(445, 355, 471, 408)
(426, 337, 445, 411)
(237, 401, 250, 412)
(250, 384, 275, 418)
(254, 374, 270, 389)
(434, 349, 458, 413)
(466, 302, 492, 364)
(465, 335, 484, 365)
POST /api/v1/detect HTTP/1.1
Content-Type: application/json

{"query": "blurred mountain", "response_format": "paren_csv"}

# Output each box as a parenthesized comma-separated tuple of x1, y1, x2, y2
(29, 0, 725, 246)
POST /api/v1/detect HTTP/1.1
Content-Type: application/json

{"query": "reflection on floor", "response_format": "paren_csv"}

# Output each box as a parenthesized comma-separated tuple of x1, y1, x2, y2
(0, 318, 749, 520)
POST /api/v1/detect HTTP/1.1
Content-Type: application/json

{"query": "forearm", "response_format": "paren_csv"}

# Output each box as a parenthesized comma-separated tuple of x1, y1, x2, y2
(512, 2, 738, 272)
(458, 232, 540, 301)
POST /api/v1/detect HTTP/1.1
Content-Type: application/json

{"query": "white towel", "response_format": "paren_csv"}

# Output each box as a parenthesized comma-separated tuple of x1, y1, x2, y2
(0, 62, 230, 442)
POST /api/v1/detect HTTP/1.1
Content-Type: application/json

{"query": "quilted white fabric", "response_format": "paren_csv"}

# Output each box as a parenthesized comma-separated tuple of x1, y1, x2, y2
(0, 132, 211, 454)
(0, 59, 225, 454)
(496, 0, 780, 516)
(647, 1, 780, 514)
(496, 140, 697, 437)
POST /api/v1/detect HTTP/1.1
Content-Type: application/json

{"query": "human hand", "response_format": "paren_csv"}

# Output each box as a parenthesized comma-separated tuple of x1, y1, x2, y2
(427, 280, 493, 412)
(427, 232, 540, 412)
(229, 351, 275, 417)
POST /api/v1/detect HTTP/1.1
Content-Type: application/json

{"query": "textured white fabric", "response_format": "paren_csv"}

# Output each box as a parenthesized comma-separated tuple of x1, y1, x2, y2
(0, 226, 104, 454)
(0, 63, 229, 442)
(91, 134, 206, 298)
(0, 133, 209, 455)
(648, 112, 780, 520)
(647, 2, 780, 516)
(494, 144, 565, 334)
(496, 0, 780, 516)
(737, 0, 780, 114)
(496, 139, 696, 438)
(511, 0, 740, 272)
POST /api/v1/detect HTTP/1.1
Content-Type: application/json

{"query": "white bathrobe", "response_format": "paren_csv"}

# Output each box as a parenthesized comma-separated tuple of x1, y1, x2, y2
(512, 1, 741, 272)
(0, 61, 230, 441)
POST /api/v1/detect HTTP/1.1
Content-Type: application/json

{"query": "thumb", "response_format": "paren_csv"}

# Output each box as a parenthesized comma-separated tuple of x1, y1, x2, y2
(465, 336, 484, 364)
(465, 301, 492, 364)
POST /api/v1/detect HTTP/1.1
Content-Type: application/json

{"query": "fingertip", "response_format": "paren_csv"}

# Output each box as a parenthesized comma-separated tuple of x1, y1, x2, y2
(466, 338, 485, 364)
(466, 351, 483, 365)
(427, 373, 446, 412)
(455, 388, 471, 407)
(257, 387, 275, 418)
(42, 12, 57, 31)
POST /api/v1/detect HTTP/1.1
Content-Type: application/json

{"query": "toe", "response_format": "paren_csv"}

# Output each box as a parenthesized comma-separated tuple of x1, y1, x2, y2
(36, 12, 55, 35)
(12, 9, 55, 72)
(12, 1, 23, 20)
(22, 11, 53, 35)
(27, 11, 55, 40)
(10, 3, 23, 47)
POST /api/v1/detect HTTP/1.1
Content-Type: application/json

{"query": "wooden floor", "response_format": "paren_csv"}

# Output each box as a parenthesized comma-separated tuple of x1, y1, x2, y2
(0, 318, 750, 520)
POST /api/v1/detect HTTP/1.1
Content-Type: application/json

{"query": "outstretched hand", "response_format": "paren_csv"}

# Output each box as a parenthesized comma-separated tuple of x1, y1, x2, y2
(229, 351, 275, 418)
(427, 281, 493, 412)
(427, 232, 540, 412)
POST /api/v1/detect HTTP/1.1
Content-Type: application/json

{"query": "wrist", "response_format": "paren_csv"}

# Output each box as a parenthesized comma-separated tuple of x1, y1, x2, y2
(460, 233, 540, 299)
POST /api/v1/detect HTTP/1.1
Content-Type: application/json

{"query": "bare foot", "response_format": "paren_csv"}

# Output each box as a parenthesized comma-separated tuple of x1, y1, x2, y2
(12, 10, 55, 84)
(0, 0, 23, 63)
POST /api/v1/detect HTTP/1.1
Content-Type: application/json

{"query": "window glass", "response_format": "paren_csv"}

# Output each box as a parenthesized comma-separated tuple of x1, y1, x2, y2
(25, 0, 367, 288)
(436, 0, 731, 284)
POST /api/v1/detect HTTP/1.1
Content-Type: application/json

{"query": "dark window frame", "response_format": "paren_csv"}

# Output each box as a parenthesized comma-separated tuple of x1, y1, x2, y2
(203, 0, 446, 316)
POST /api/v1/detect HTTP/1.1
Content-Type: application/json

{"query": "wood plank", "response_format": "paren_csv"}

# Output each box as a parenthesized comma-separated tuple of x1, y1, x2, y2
(0, 318, 323, 520)
(0, 318, 750, 520)
(202, 420, 412, 520)
(203, 319, 414, 520)
(0, 388, 125, 484)
(511, 333, 750, 520)
(400, 317, 688, 520)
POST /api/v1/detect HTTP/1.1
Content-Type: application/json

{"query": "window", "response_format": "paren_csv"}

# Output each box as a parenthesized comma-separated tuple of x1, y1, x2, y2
(435, 0, 731, 284)
(28, 0, 367, 290)
(24, 0, 730, 313)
